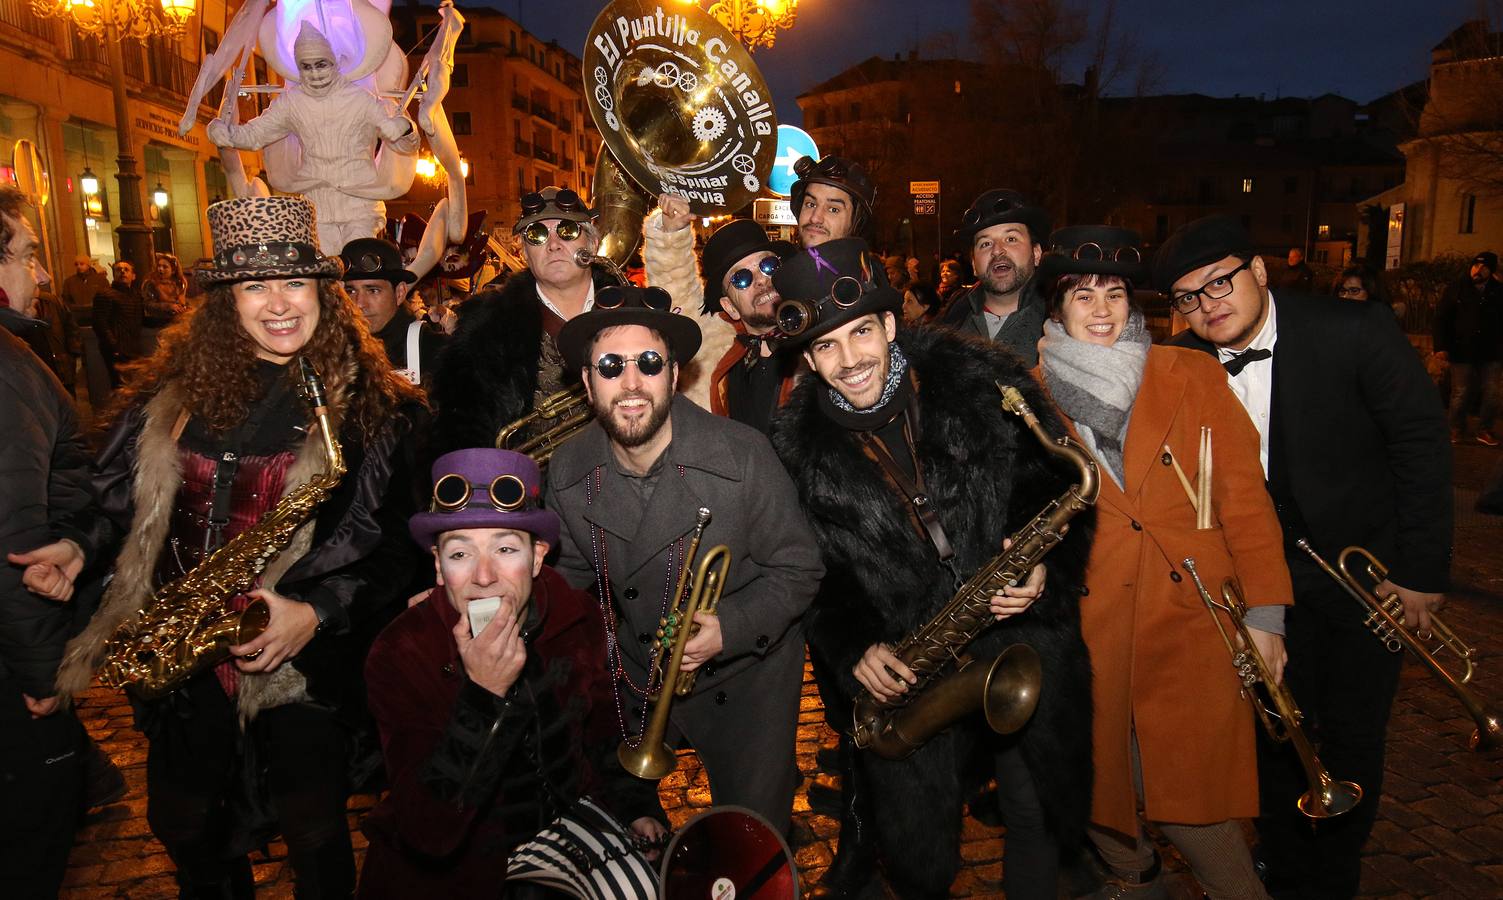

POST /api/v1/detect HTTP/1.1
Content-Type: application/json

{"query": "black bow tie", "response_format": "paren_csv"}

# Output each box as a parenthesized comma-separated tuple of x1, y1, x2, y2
(737, 333, 770, 368)
(1223, 347, 1272, 376)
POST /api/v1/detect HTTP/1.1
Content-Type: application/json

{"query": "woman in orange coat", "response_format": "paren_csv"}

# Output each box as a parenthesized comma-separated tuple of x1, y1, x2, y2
(1034, 226, 1294, 898)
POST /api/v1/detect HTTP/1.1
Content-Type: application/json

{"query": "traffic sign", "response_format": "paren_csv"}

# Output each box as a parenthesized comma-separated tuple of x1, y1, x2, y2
(910, 180, 939, 195)
(753, 197, 797, 226)
(769, 125, 820, 198)
(914, 198, 937, 216)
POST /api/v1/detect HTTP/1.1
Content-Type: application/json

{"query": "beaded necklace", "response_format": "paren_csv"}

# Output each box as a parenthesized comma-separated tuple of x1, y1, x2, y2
(585, 462, 689, 744)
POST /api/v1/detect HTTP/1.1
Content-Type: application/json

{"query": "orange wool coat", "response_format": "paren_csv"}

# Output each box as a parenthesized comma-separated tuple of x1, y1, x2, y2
(1040, 345, 1294, 837)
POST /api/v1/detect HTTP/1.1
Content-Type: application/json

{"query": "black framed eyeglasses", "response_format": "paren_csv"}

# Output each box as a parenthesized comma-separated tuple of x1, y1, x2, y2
(521, 189, 583, 215)
(523, 220, 583, 246)
(794, 156, 848, 181)
(961, 195, 1024, 228)
(593, 349, 667, 379)
(595, 285, 672, 311)
(729, 255, 780, 291)
(431, 473, 529, 513)
(1170, 258, 1252, 315)
(1058, 242, 1142, 265)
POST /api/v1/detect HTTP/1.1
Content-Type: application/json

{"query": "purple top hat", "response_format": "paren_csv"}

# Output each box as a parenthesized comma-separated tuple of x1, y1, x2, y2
(409, 449, 560, 549)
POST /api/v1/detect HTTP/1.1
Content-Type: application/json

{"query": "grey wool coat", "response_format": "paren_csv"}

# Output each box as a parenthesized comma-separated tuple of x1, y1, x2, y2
(545, 395, 823, 829)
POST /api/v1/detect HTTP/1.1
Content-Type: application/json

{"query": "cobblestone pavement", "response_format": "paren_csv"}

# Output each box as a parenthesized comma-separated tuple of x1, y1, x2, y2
(59, 447, 1503, 898)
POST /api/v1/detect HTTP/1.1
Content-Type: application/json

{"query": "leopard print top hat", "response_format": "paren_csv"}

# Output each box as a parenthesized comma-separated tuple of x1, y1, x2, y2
(202, 196, 344, 287)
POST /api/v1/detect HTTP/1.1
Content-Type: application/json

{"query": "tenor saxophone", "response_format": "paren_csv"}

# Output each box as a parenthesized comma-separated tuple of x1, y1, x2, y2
(98, 357, 347, 699)
(852, 383, 1099, 760)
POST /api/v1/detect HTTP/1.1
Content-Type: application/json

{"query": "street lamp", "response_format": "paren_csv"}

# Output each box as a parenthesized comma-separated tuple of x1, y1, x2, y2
(79, 166, 99, 196)
(678, 0, 798, 50)
(152, 182, 169, 209)
(31, 0, 196, 272)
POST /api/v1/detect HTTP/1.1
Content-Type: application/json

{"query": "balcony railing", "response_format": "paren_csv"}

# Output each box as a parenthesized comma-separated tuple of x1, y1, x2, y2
(558, 117, 573, 134)
(531, 101, 556, 125)
(0, 0, 57, 42)
(515, 138, 531, 156)
(561, 156, 574, 172)
(512, 93, 528, 112)
(533, 144, 556, 165)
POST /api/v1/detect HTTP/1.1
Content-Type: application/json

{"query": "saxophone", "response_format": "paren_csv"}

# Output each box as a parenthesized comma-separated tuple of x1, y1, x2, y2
(852, 383, 1100, 760)
(99, 357, 347, 700)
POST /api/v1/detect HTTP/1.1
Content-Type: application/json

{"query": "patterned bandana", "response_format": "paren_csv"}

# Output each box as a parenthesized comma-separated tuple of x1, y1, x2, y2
(828, 342, 909, 414)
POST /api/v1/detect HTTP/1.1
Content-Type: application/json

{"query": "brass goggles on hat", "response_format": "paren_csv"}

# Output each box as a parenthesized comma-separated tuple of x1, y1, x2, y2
(1056, 242, 1142, 264)
(775, 275, 871, 338)
(523, 220, 583, 245)
(521, 189, 583, 215)
(794, 156, 849, 181)
(961, 193, 1027, 228)
(431, 473, 531, 513)
(729, 255, 781, 291)
(595, 284, 672, 312)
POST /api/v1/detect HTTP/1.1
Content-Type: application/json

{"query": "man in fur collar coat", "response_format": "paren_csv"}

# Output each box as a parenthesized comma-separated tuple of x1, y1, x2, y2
(770, 239, 1094, 900)
(431, 190, 729, 456)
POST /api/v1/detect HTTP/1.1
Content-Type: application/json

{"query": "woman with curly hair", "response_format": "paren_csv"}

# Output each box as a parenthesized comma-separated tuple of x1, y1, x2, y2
(143, 251, 191, 325)
(54, 196, 425, 899)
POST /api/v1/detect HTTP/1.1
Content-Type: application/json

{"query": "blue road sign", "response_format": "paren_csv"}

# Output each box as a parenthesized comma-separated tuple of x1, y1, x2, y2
(768, 125, 820, 198)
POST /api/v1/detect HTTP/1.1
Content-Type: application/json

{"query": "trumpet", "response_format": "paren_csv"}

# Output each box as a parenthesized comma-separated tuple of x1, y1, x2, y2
(1296, 540, 1503, 751)
(572, 248, 629, 285)
(1182, 558, 1363, 818)
(618, 508, 732, 780)
(494, 384, 594, 472)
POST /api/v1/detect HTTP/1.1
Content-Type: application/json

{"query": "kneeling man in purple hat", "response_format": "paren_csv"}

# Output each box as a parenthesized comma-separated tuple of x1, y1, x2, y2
(359, 448, 663, 899)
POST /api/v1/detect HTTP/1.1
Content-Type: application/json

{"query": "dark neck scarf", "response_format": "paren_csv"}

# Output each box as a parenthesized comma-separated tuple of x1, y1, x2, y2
(816, 342, 911, 432)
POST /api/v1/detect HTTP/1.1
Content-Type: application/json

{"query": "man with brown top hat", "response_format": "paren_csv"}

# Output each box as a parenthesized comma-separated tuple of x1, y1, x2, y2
(769, 238, 1093, 900)
(1158, 214, 1451, 900)
(939, 189, 1052, 367)
(699, 219, 797, 431)
(544, 285, 823, 833)
(791, 155, 875, 248)
(341, 236, 446, 389)
(360, 448, 660, 899)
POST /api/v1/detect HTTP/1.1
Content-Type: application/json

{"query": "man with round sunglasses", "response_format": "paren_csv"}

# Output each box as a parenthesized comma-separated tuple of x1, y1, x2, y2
(544, 286, 823, 834)
(1158, 215, 1451, 899)
(939, 188, 1052, 367)
(341, 236, 446, 389)
(698, 219, 799, 432)
(361, 448, 663, 898)
(769, 238, 1093, 900)
(791, 155, 875, 249)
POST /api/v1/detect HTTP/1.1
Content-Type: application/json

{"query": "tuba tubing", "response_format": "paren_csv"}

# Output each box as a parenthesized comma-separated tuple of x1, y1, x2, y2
(1297, 540, 1503, 751)
(1183, 557, 1362, 818)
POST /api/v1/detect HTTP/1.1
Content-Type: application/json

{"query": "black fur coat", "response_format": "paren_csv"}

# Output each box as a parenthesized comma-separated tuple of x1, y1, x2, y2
(430, 267, 615, 456)
(771, 325, 1094, 843)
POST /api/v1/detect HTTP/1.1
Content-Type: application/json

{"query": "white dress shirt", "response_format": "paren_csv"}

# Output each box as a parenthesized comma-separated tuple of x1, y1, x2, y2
(1217, 292, 1278, 476)
(535, 280, 595, 321)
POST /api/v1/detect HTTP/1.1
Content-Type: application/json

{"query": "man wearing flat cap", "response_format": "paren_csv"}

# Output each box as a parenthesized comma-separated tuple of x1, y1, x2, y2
(698, 219, 798, 431)
(769, 238, 1093, 899)
(1433, 249, 1503, 445)
(1159, 215, 1451, 899)
(361, 448, 661, 899)
(341, 236, 446, 389)
(790, 155, 875, 249)
(543, 286, 823, 833)
(939, 188, 1053, 367)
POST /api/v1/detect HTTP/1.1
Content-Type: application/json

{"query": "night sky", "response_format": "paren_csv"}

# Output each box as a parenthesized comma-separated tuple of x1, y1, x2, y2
(494, 0, 1486, 123)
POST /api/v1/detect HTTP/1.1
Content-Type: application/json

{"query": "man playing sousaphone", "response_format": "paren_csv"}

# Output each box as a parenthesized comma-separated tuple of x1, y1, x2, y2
(360, 448, 662, 898)
(544, 284, 824, 833)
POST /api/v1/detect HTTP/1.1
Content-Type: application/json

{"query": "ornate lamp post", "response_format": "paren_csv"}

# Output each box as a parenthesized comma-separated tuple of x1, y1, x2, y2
(679, 0, 798, 51)
(30, 0, 196, 273)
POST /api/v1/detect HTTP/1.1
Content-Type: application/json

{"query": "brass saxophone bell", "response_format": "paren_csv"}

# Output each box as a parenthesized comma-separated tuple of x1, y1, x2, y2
(981, 643, 1043, 735)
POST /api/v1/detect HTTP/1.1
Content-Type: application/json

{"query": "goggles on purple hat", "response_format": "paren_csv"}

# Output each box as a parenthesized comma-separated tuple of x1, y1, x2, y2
(409, 449, 560, 550)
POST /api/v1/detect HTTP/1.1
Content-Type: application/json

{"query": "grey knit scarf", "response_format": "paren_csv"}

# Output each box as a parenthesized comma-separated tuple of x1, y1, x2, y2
(1038, 309, 1150, 487)
(828, 342, 910, 415)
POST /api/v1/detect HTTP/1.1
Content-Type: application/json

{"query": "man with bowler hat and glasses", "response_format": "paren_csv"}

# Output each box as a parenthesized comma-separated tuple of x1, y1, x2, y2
(1159, 215, 1451, 899)
(940, 189, 1052, 367)
(341, 236, 446, 389)
(543, 284, 823, 833)
(769, 238, 1092, 899)
(699, 219, 797, 431)
(360, 448, 662, 899)
(791, 155, 875, 249)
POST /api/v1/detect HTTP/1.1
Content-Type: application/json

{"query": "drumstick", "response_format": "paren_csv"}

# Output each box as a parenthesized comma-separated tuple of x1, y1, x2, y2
(1163, 443, 1200, 515)
(1198, 427, 1213, 529)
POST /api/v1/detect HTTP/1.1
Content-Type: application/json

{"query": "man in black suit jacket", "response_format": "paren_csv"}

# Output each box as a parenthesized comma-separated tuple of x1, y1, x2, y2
(1155, 216, 1452, 900)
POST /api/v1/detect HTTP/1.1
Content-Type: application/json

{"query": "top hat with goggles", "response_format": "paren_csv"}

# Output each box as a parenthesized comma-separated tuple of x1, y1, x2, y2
(556, 284, 703, 374)
(1036, 225, 1149, 286)
(408, 448, 559, 549)
(514, 186, 596, 245)
(954, 188, 1051, 244)
(789, 155, 876, 223)
(770, 238, 902, 349)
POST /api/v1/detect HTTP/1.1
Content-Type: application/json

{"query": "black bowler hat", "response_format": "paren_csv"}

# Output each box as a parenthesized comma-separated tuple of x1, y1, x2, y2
(340, 237, 417, 285)
(556, 285, 703, 372)
(789, 155, 876, 220)
(955, 188, 1051, 243)
(1474, 251, 1499, 272)
(1151, 214, 1255, 292)
(1037, 226, 1149, 285)
(770, 238, 902, 349)
(699, 219, 790, 315)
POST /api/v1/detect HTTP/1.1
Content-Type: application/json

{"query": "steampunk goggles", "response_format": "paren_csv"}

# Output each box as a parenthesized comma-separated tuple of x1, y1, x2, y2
(521, 189, 584, 215)
(523, 220, 584, 246)
(774, 276, 873, 338)
(431, 473, 531, 513)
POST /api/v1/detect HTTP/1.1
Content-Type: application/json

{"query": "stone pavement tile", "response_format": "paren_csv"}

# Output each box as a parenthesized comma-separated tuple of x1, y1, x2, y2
(1367, 819, 1432, 857)
(1361, 853, 1447, 895)
(1458, 822, 1503, 857)
(1410, 823, 1492, 863)
(98, 853, 177, 885)
(1415, 854, 1503, 896)
(1377, 770, 1430, 803)
(1429, 779, 1503, 814)
(948, 861, 1002, 897)
(1477, 863, 1503, 886)
(1409, 795, 1488, 830)
(1377, 799, 1434, 831)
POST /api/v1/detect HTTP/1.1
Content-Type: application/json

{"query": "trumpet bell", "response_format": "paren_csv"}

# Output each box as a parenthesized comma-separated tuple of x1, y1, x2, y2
(1298, 779, 1363, 819)
(618, 737, 677, 781)
(982, 643, 1043, 735)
